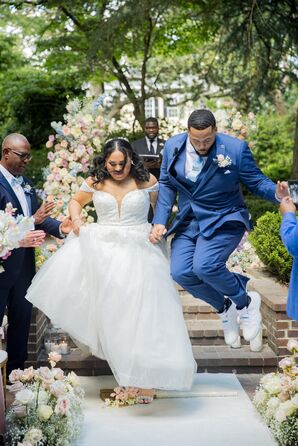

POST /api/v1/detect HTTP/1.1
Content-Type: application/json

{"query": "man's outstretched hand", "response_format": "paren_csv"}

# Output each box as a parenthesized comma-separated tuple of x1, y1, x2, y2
(33, 202, 55, 224)
(276, 181, 289, 200)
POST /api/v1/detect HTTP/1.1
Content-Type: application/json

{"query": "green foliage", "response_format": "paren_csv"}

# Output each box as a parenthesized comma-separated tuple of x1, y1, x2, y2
(245, 195, 277, 225)
(250, 112, 295, 182)
(249, 211, 293, 283)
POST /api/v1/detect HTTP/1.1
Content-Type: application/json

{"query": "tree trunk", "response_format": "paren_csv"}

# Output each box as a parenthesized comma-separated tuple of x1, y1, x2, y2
(291, 109, 298, 179)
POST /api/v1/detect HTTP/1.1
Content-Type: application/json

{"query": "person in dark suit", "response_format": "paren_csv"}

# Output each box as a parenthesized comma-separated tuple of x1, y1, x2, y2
(132, 117, 165, 221)
(0, 133, 72, 376)
(131, 117, 165, 181)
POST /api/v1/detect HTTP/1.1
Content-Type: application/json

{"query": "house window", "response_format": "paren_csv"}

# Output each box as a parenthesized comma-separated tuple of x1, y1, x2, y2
(145, 98, 159, 117)
(165, 99, 178, 119)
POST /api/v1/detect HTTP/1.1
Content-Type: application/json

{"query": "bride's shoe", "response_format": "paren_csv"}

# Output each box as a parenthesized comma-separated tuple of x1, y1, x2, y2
(136, 388, 155, 404)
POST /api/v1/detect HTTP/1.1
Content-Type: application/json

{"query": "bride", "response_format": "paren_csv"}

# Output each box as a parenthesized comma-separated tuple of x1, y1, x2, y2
(26, 138, 196, 401)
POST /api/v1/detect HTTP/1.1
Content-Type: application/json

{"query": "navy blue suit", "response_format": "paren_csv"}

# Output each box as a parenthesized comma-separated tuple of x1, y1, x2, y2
(0, 171, 61, 374)
(153, 132, 277, 311)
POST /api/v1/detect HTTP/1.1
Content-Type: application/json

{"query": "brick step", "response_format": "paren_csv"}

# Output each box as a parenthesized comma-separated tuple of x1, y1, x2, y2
(181, 292, 218, 320)
(186, 319, 267, 345)
(36, 343, 278, 376)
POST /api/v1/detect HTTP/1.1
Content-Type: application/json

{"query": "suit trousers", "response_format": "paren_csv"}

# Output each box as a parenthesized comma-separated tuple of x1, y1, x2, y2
(170, 220, 249, 311)
(0, 250, 35, 375)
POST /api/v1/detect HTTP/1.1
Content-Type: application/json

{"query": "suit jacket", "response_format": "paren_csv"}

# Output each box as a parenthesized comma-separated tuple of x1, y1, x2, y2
(280, 212, 298, 321)
(132, 137, 165, 179)
(153, 132, 277, 237)
(0, 171, 61, 288)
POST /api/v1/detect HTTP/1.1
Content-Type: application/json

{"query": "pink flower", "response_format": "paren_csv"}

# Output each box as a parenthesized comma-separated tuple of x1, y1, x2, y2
(9, 369, 22, 383)
(48, 351, 62, 368)
(47, 152, 55, 161)
(49, 134, 55, 142)
(279, 357, 295, 370)
(20, 366, 35, 382)
(50, 380, 67, 397)
(13, 405, 27, 418)
(62, 126, 71, 136)
(8, 381, 24, 393)
(54, 396, 70, 416)
(46, 140, 53, 148)
(60, 140, 68, 148)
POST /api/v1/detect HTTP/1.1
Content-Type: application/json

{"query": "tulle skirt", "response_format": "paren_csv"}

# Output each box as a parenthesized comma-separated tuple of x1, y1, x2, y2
(26, 223, 196, 390)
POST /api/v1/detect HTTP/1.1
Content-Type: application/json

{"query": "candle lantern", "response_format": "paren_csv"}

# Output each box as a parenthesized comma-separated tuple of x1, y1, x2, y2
(59, 333, 70, 355)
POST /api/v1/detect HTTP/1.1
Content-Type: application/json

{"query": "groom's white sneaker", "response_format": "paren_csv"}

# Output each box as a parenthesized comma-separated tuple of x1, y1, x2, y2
(238, 291, 262, 341)
(218, 299, 239, 346)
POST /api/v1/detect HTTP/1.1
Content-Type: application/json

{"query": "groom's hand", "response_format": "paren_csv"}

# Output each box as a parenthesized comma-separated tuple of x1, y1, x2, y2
(149, 224, 167, 244)
(276, 180, 289, 200)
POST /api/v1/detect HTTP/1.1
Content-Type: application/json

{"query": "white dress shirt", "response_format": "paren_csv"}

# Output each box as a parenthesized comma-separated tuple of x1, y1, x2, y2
(145, 136, 158, 154)
(185, 137, 207, 182)
(0, 164, 29, 216)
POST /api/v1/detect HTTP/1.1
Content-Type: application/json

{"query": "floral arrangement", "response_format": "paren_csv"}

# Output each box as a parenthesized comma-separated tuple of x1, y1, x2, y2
(6, 352, 84, 446)
(214, 109, 256, 149)
(104, 386, 141, 407)
(227, 232, 264, 275)
(0, 203, 34, 273)
(253, 340, 298, 446)
(44, 98, 107, 221)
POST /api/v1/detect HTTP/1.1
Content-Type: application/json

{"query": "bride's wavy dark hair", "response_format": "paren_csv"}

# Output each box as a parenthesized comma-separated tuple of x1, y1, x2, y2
(89, 138, 150, 184)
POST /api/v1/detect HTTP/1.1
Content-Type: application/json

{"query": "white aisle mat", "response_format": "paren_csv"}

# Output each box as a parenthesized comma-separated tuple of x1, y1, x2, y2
(78, 373, 277, 446)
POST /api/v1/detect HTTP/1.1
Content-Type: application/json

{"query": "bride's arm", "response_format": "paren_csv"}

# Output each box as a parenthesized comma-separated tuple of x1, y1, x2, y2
(68, 178, 94, 235)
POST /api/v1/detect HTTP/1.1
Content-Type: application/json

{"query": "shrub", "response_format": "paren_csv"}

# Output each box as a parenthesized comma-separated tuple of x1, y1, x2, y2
(249, 211, 292, 283)
(250, 112, 294, 183)
(245, 195, 277, 225)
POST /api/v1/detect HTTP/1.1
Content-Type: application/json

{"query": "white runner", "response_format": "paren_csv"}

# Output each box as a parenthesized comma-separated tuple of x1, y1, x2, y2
(78, 373, 277, 446)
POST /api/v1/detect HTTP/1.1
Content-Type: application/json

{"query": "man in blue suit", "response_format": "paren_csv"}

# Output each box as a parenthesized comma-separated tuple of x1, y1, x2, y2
(0, 133, 71, 376)
(150, 109, 288, 345)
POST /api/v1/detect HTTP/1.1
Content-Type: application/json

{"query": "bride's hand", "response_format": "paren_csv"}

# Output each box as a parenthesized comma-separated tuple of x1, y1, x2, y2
(72, 218, 84, 236)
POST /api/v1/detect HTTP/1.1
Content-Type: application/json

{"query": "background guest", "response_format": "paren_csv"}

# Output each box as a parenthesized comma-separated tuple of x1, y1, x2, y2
(280, 196, 298, 321)
(0, 133, 72, 376)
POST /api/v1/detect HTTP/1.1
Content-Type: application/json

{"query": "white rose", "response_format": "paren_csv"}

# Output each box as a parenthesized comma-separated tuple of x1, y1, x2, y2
(67, 371, 80, 387)
(24, 428, 43, 444)
(263, 375, 282, 395)
(231, 118, 242, 131)
(292, 394, 298, 407)
(37, 404, 53, 421)
(287, 339, 298, 354)
(254, 389, 267, 404)
(15, 388, 35, 405)
(275, 400, 296, 422)
(37, 389, 49, 405)
(50, 380, 67, 398)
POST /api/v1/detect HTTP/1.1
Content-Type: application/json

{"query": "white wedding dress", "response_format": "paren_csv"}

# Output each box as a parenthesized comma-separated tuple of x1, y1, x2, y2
(26, 182, 196, 390)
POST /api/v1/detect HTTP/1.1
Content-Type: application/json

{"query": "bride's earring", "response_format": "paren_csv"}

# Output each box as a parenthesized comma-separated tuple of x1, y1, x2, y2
(131, 160, 135, 166)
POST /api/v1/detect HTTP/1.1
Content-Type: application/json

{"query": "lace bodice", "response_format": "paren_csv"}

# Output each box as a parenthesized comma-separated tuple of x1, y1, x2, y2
(80, 181, 159, 226)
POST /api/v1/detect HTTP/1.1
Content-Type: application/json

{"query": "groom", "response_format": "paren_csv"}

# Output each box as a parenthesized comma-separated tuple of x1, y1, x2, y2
(150, 109, 288, 345)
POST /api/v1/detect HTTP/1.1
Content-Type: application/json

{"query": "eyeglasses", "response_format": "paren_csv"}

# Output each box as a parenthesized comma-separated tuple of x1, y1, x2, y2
(7, 148, 32, 161)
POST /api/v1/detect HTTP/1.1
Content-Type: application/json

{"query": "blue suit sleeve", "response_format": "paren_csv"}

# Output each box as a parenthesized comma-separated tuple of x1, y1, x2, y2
(153, 142, 177, 225)
(239, 143, 277, 203)
(280, 212, 298, 257)
(36, 217, 62, 239)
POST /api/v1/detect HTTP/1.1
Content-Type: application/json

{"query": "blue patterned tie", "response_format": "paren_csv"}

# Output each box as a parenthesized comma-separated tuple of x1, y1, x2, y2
(187, 157, 204, 182)
(11, 176, 24, 187)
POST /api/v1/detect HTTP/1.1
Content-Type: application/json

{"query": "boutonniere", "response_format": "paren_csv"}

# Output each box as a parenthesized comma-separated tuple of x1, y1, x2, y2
(214, 154, 232, 168)
(23, 183, 34, 195)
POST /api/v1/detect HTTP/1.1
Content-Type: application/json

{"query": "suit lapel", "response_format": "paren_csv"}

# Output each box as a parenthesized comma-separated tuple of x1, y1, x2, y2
(193, 137, 226, 195)
(0, 171, 24, 215)
(167, 134, 192, 198)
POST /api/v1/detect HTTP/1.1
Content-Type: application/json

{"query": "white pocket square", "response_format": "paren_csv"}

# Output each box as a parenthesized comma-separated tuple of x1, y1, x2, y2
(224, 170, 231, 174)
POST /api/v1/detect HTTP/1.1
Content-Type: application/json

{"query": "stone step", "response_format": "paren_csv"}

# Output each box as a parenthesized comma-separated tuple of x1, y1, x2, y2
(37, 343, 278, 375)
(186, 319, 267, 345)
